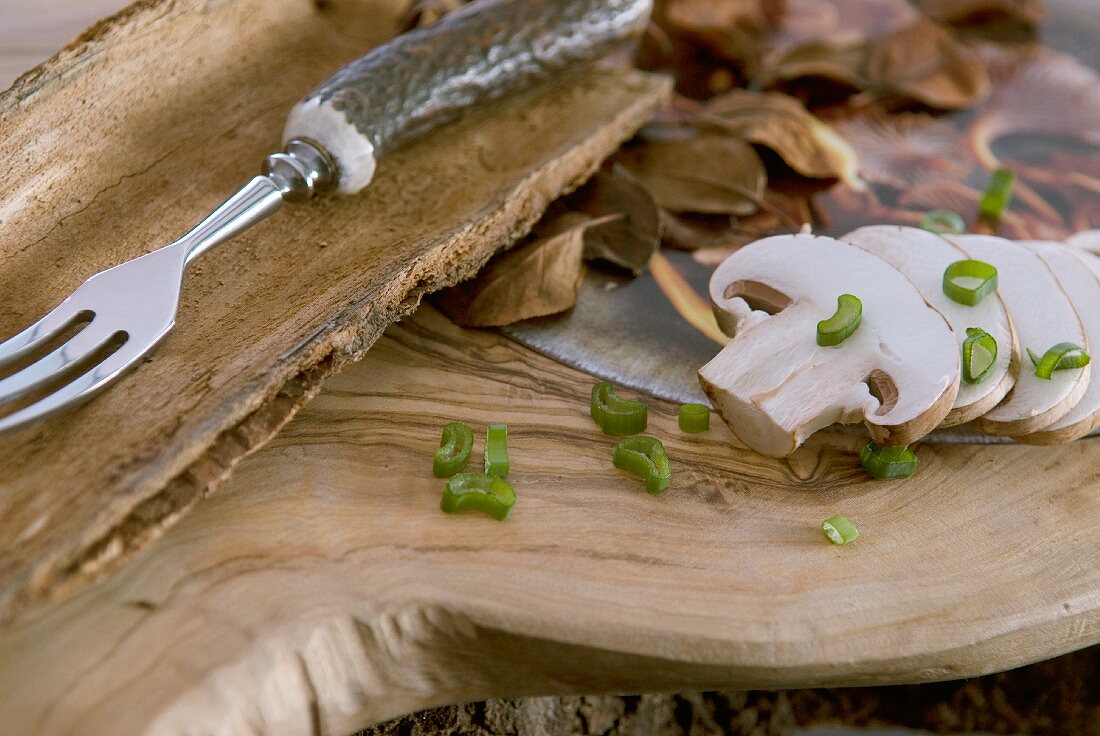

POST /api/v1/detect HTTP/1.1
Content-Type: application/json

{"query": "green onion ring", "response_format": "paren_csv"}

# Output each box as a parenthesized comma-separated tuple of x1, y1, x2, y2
(613, 435, 671, 494)
(816, 294, 862, 347)
(590, 381, 648, 436)
(441, 472, 516, 520)
(1031, 342, 1091, 380)
(920, 210, 966, 235)
(821, 515, 859, 545)
(678, 403, 710, 433)
(483, 423, 510, 477)
(942, 259, 998, 306)
(962, 328, 998, 385)
(979, 167, 1016, 221)
(859, 441, 917, 480)
(433, 422, 473, 478)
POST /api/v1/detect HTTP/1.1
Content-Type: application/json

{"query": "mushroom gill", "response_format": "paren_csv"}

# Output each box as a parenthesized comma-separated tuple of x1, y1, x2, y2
(969, 44, 1100, 170)
(833, 111, 969, 190)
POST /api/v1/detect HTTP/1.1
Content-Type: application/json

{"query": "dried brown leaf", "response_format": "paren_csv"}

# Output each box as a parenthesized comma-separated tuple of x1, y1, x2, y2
(698, 90, 861, 186)
(662, 0, 784, 68)
(913, 0, 1044, 27)
(612, 134, 767, 215)
(766, 0, 917, 57)
(660, 210, 746, 251)
(863, 17, 990, 109)
(569, 166, 661, 275)
(398, 0, 466, 31)
(434, 215, 587, 327)
(761, 1, 989, 110)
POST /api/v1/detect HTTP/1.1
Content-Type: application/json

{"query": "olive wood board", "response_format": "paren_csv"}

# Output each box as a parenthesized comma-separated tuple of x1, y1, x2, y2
(0, 0, 670, 626)
(2, 306, 1096, 736)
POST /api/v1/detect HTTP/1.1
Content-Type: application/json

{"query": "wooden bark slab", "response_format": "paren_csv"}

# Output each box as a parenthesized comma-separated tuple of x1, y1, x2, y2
(0, 0, 670, 625)
(3, 306, 1096, 736)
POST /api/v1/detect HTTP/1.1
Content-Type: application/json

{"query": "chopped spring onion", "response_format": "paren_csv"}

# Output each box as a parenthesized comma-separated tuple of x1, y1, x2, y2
(816, 294, 862, 347)
(962, 328, 998, 384)
(612, 435, 671, 494)
(859, 441, 917, 479)
(821, 515, 859, 545)
(920, 209, 965, 235)
(590, 381, 648, 436)
(979, 167, 1016, 221)
(433, 422, 473, 478)
(440, 472, 516, 520)
(483, 423, 510, 477)
(1028, 342, 1091, 380)
(942, 259, 998, 306)
(678, 403, 710, 433)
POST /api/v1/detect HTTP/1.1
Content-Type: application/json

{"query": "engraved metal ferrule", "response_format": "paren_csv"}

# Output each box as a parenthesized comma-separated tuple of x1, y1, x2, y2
(262, 138, 337, 202)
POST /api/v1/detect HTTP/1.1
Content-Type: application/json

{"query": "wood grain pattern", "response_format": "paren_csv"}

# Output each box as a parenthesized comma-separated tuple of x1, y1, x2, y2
(0, 0, 131, 91)
(0, 0, 669, 626)
(2, 306, 1096, 736)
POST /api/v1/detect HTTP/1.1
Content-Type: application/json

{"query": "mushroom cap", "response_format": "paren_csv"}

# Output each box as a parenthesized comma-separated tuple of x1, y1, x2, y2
(699, 233, 959, 457)
(1067, 229, 1100, 256)
(840, 226, 1017, 426)
(969, 44, 1100, 170)
(1017, 241, 1100, 444)
(945, 235, 1089, 435)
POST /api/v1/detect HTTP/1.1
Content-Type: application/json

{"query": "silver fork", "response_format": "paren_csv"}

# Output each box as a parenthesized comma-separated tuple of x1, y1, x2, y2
(0, 0, 652, 433)
(0, 141, 331, 432)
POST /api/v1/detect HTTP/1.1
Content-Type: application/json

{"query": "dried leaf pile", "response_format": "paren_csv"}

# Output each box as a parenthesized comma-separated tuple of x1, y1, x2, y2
(432, 0, 1084, 328)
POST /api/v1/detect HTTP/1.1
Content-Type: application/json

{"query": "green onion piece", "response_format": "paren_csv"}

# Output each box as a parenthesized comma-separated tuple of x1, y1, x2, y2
(612, 435, 671, 494)
(433, 422, 473, 478)
(942, 259, 998, 306)
(821, 515, 859, 545)
(1028, 344, 1091, 372)
(1031, 342, 1091, 380)
(678, 403, 710, 433)
(961, 328, 998, 384)
(483, 423, 510, 477)
(590, 381, 648, 436)
(859, 441, 917, 480)
(979, 167, 1016, 221)
(816, 294, 862, 347)
(920, 209, 965, 235)
(440, 472, 516, 520)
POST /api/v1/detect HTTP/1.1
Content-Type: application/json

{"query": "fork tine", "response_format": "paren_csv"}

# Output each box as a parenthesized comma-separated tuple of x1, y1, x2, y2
(0, 326, 117, 403)
(0, 299, 92, 368)
(0, 339, 142, 433)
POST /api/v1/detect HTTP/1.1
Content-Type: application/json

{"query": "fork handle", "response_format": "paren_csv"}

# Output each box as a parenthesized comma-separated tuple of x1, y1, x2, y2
(282, 0, 652, 195)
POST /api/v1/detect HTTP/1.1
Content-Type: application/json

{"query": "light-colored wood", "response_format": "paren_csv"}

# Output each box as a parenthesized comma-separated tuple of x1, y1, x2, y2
(2, 306, 1096, 736)
(0, 0, 670, 626)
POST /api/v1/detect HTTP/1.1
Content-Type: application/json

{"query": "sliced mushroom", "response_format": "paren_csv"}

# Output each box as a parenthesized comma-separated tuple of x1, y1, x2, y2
(944, 234, 1089, 436)
(698, 233, 959, 457)
(1016, 241, 1100, 444)
(1067, 229, 1100, 256)
(840, 226, 1017, 426)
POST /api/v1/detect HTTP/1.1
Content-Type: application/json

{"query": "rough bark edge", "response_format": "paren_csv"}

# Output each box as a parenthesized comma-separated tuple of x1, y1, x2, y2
(3, 0, 179, 105)
(356, 645, 1099, 736)
(12, 72, 673, 625)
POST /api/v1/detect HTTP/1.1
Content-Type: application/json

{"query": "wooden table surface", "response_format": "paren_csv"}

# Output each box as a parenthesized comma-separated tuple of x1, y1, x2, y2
(0, 0, 131, 90)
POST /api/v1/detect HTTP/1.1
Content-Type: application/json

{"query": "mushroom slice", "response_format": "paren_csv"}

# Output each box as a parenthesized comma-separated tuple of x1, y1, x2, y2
(699, 233, 959, 457)
(1016, 241, 1100, 444)
(840, 226, 1017, 426)
(944, 235, 1089, 436)
(1067, 229, 1100, 256)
